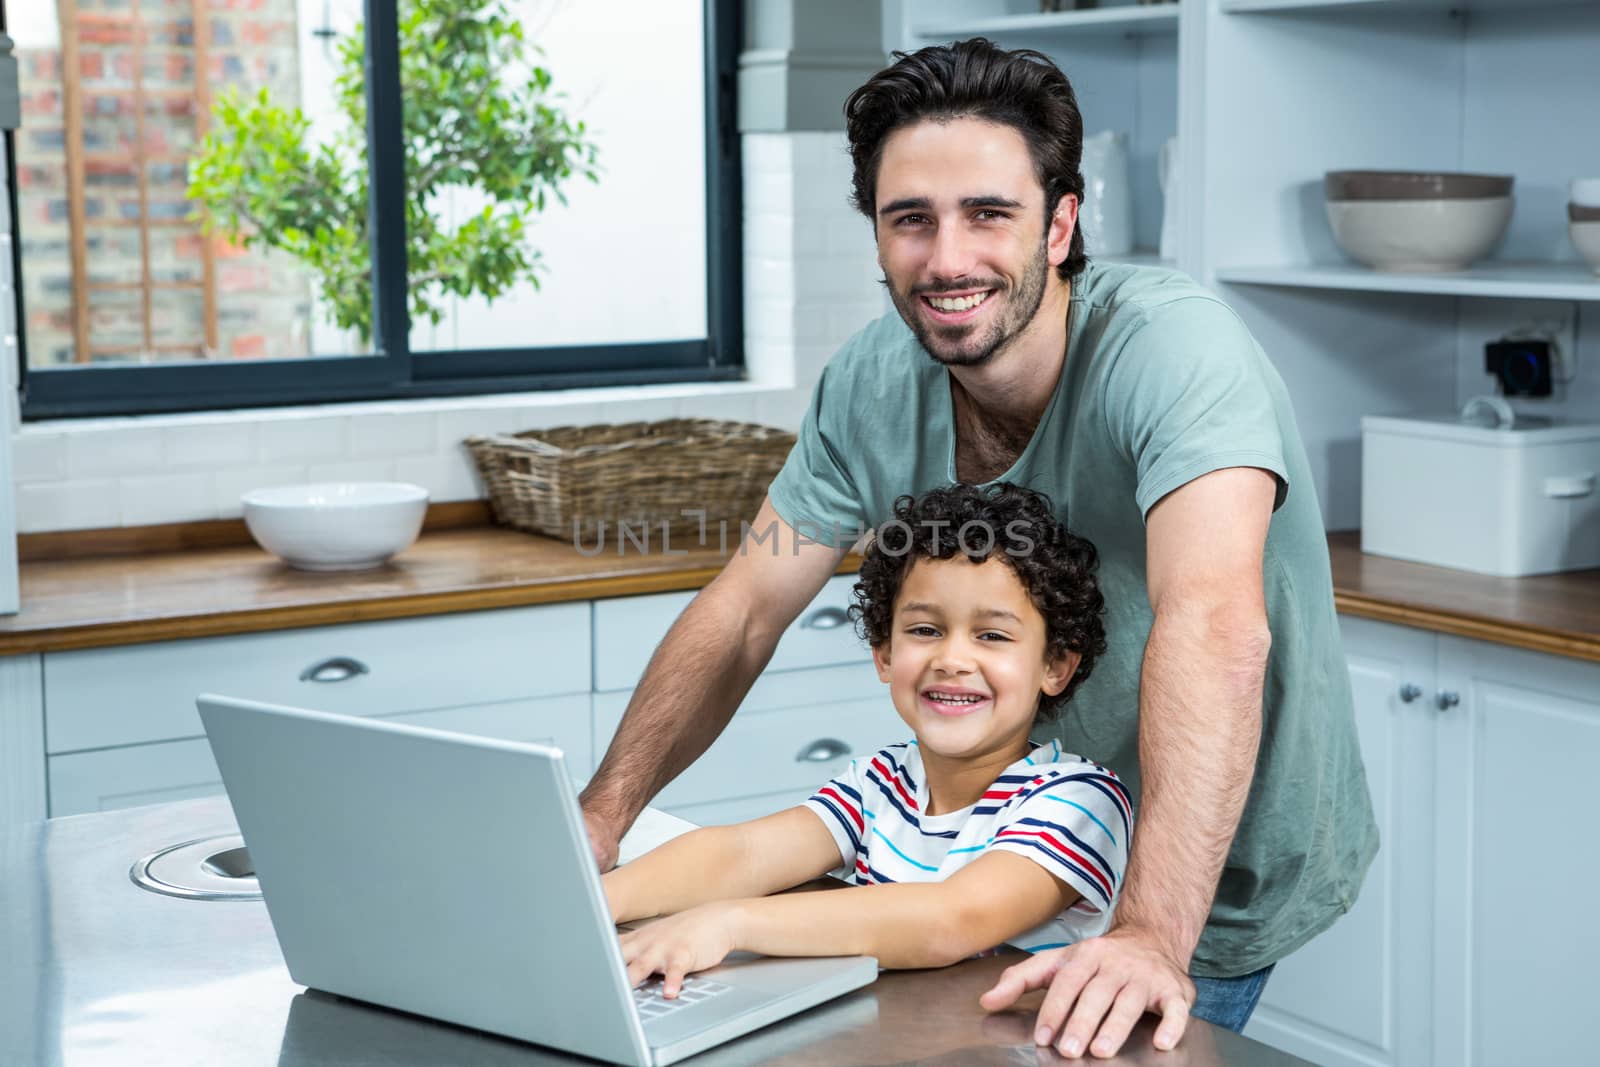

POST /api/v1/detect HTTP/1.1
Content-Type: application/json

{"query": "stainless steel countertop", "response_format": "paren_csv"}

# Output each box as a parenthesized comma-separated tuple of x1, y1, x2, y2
(0, 796, 1312, 1066)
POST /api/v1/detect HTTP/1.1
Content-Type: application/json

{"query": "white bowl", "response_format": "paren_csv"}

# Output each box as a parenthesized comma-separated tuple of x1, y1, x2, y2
(1572, 221, 1600, 275)
(1325, 197, 1513, 272)
(1569, 178, 1600, 208)
(242, 482, 429, 571)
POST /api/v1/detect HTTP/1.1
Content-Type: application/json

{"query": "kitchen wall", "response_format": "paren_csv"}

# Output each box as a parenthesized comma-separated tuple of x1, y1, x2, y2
(4, 131, 883, 533)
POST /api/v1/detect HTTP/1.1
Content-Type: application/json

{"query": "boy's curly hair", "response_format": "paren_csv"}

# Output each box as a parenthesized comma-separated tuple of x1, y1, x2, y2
(850, 482, 1106, 722)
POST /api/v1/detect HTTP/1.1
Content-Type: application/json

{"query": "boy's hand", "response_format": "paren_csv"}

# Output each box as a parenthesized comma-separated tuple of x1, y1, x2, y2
(617, 902, 743, 997)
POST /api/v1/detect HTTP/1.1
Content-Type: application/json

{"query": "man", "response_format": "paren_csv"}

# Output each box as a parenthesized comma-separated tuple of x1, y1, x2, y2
(580, 39, 1377, 1059)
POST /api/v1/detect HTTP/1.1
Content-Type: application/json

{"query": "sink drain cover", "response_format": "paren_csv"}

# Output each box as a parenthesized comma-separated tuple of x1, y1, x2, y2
(130, 834, 262, 900)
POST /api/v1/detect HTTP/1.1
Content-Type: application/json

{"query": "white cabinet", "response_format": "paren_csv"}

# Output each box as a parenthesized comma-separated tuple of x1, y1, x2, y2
(37, 602, 594, 818)
(1248, 616, 1437, 1067)
(593, 662, 895, 826)
(27, 578, 888, 825)
(1248, 618, 1600, 1067)
(47, 693, 595, 819)
(44, 602, 590, 753)
(592, 573, 867, 691)
(1430, 637, 1600, 1067)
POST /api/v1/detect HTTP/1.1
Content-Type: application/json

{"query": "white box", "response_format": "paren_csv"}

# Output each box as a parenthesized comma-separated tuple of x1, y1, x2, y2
(1361, 414, 1600, 577)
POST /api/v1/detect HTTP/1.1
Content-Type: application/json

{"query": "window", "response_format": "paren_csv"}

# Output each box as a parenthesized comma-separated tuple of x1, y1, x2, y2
(4, 0, 741, 417)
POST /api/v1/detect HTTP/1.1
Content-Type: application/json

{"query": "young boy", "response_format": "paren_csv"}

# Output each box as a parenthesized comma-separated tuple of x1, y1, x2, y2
(602, 482, 1130, 995)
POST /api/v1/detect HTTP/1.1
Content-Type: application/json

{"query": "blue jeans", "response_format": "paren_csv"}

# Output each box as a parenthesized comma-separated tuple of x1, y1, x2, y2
(1190, 964, 1275, 1032)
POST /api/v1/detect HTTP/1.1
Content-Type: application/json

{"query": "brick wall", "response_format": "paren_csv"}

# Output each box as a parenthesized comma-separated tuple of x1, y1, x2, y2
(15, 0, 313, 367)
(6, 131, 885, 533)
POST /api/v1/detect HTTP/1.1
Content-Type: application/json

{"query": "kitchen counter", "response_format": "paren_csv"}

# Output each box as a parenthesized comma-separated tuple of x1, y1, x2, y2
(1324, 531, 1600, 662)
(0, 795, 1310, 1067)
(0, 519, 857, 655)
(1, 521, 1596, 663)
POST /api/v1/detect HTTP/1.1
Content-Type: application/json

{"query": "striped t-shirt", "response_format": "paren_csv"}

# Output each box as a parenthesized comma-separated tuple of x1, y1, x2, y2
(804, 739, 1132, 953)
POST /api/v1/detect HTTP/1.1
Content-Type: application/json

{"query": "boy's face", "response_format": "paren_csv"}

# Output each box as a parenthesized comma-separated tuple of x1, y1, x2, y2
(873, 555, 1078, 763)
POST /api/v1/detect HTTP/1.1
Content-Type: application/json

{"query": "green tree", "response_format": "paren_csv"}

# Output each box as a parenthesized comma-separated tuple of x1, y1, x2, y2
(187, 0, 599, 345)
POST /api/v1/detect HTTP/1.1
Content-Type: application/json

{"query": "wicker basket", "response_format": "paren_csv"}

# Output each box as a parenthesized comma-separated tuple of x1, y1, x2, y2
(466, 418, 797, 542)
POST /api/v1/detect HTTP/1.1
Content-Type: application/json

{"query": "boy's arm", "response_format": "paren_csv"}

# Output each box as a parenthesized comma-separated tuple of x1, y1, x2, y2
(602, 806, 844, 923)
(617, 850, 1082, 993)
(733, 851, 1080, 967)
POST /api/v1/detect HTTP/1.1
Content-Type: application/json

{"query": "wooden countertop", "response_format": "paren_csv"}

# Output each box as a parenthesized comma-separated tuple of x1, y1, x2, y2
(0, 517, 858, 655)
(1, 522, 1597, 663)
(1325, 531, 1600, 663)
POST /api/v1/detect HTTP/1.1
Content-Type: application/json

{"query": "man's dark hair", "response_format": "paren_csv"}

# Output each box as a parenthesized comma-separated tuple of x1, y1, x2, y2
(850, 482, 1107, 722)
(843, 37, 1089, 280)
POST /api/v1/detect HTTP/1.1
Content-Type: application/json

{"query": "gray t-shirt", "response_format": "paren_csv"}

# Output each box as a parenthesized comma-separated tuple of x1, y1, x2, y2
(767, 260, 1378, 977)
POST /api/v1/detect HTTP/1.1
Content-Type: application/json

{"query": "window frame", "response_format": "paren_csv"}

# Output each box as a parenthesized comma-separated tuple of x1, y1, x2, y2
(7, 0, 743, 419)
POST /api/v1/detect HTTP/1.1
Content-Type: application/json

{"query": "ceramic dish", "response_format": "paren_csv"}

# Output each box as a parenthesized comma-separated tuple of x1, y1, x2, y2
(242, 482, 429, 571)
(1570, 178, 1600, 208)
(1325, 170, 1513, 202)
(1570, 221, 1600, 275)
(1325, 197, 1512, 272)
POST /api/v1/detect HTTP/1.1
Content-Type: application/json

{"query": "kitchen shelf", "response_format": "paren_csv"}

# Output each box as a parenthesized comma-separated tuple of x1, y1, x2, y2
(913, 5, 1179, 42)
(1222, 0, 1599, 13)
(1215, 261, 1600, 301)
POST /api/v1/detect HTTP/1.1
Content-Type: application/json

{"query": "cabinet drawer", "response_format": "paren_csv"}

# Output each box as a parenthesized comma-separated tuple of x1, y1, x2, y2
(50, 738, 224, 818)
(592, 662, 884, 761)
(44, 603, 591, 754)
(593, 573, 866, 691)
(385, 694, 594, 777)
(48, 693, 596, 819)
(594, 682, 901, 810)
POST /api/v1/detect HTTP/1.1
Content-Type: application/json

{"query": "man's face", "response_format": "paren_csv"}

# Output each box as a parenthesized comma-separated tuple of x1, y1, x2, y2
(873, 117, 1075, 368)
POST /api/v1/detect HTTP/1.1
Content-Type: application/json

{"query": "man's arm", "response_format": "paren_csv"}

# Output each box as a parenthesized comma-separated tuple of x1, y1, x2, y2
(981, 465, 1276, 1058)
(579, 496, 850, 871)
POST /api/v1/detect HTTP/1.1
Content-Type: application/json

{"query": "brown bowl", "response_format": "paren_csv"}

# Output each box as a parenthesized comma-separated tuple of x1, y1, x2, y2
(1326, 170, 1514, 202)
(1569, 203, 1600, 223)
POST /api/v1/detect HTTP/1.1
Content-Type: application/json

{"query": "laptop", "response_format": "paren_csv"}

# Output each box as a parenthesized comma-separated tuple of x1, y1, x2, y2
(196, 694, 877, 1067)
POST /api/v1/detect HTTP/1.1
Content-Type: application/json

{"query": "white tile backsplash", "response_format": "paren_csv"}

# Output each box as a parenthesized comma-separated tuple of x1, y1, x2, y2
(161, 421, 260, 470)
(118, 473, 217, 526)
(8, 132, 881, 533)
(213, 465, 313, 517)
(64, 428, 166, 479)
(307, 459, 399, 485)
(16, 480, 121, 533)
(12, 433, 68, 484)
(347, 411, 440, 459)
(394, 453, 483, 503)
(257, 416, 349, 465)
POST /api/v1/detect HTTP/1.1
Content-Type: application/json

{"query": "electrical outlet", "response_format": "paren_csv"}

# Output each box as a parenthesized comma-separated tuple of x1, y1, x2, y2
(1495, 299, 1578, 384)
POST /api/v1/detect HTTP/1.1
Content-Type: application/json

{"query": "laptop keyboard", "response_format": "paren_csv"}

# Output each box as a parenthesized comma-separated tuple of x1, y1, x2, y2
(631, 976, 733, 1020)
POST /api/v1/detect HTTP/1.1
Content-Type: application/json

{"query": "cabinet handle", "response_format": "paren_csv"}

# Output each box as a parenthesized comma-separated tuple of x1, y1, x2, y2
(1543, 472, 1595, 499)
(1435, 690, 1461, 711)
(795, 738, 851, 763)
(299, 656, 370, 684)
(1398, 684, 1423, 704)
(801, 606, 851, 631)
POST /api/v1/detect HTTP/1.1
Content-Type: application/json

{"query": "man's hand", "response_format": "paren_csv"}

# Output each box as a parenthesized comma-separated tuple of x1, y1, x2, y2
(582, 805, 622, 874)
(617, 902, 743, 997)
(979, 926, 1194, 1058)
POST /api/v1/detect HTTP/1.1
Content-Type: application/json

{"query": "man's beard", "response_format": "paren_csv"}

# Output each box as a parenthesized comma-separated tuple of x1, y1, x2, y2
(889, 238, 1051, 369)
